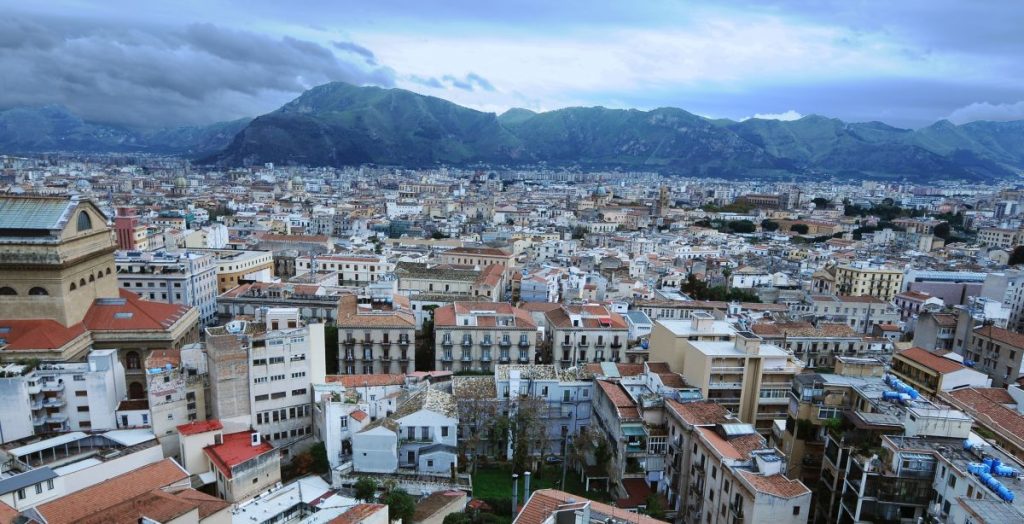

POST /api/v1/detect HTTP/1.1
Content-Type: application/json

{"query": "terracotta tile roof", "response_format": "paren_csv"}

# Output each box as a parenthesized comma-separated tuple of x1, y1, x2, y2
(145, 348, 180, 368)
(584, 363, 645, 377)
(434, 302, 537, 329)
(0, 319, 89, 351)
(75, 489, 197, 524)
(896, 347, 966, 375)
(946, 388, 1024, 441)
(657, 372, 688, 388)
(544, 305, 628, 330)
(336, 294, 415, 329)
(350, 410, 368, 422)
(697, 427, 764, 461)
(0, 501, 16, 524)
(737, 471, 810, 499)
(474, 264, 505, 288)
(596, 380, 640, 420)
(445, 246, 512, 257)
(515, 489, 665, 524)
(169, 488, 231, 518)
(33, 459, 189, 524)
(326, 374, 406, 387)
(616, 478, 652, 509)
(646, 362, 671, 373)
(203, 431, 275, 478)
(974, 325, 1024, 349)
(329, 503, 387, 524)
(177, 419, 223, 436)
(83, 289, 193, 332)
(931, 313, 958, 328)
(413, 490, 466, 521)
(665, 400, 729, 426)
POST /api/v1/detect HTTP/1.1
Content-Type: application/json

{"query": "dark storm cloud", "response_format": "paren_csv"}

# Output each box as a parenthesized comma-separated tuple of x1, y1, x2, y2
(0, 14, 395, 127)
(441, 73, 496, 92)
(408, 75, 445, 89)
(332, 40, 378, 65)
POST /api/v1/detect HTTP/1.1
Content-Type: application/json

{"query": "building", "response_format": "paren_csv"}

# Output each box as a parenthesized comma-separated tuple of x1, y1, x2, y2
(19, 458, 230, 524)
(978, 226, 1023, 249)
(396, 261, 506, 304)
(217, 281, 343, 324)
(515, 489, 665, 524)
(963, 325, 1024, 388)
(649, 315, 803, 432)
(439, 246, 516, 277)
(195, 249, 274, 293)
(232, 475, 361, 523)
(801, 295, 901, 334)
(142, 348, 208, 458)
(911, 311, 958, 351)
(296, 253, 393, 286)
(834, 261, 904, 301)
(435, 302, 538, 372)
(545, 304, 628, 369)
(0, 349, 125, 440)
(890, 347, 991, 397)
(205, 308, 326, 456)
(751, 321, 874, 369)
(351, 388, 458, 476)
(337, 293, 416, 375)
(205, 429, 280, 503)
(115, 250, 218, 325)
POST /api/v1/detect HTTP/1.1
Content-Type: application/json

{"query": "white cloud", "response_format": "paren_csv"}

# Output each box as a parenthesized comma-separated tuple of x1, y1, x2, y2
(947, 101, 1024, 124)
(742, 110, 804, 121)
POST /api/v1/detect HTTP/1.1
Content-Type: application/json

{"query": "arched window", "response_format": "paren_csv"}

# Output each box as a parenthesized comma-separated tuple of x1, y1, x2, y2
(128, 382, 145, 399)
(89, 275, 94, 282)
(70, 282, 77, 291)
(125, 351, 141, 370)
(76, 211, 92, 232)
(97, 271, 104, 279)
(28, 287, 48, 296)
(0, 287, 15, 295)
(79, 278, 86, 287)
(106, 268, 111, 275)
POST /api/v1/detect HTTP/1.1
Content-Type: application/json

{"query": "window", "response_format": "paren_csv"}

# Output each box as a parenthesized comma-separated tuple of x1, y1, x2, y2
(442, 426, 449, 437)
(77, 211, 93, 231)
(0, 287, 15, 295)
(125, 351, 141, 370)
(793, 507, 801, 516)
(28, 287, 48, 296)
(340, 416, 348, 429)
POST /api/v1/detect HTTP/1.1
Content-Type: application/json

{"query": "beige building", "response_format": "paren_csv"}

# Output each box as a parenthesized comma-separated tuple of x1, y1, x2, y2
(962, 324, 1024, 388)
(544, 304, 628, 368)
(649, 314, 803, 432)
(439, 246, 515, 276)
(978, 226, 1023, 249)
(194, 249, 275, 293)
(396, 262, 505, 302)
(834, 261, 904, 300)
(295, 253, 393, 285)
(337, 294, 416, 374)
(434, 302, 537, 372)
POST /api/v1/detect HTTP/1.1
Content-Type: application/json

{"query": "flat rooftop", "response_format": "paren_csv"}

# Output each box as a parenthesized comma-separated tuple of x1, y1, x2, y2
(657, 319, 735, 337)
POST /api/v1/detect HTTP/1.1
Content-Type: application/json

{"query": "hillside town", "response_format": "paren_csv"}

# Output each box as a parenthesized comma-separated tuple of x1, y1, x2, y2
(3, 155, 1024, 524)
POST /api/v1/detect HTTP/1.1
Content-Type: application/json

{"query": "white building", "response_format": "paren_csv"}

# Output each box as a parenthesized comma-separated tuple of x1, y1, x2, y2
(296, 253, 394, 285)
(115, 250, 218, 325)
(0, 349, 126, 441)
(352, 388, 458, 476)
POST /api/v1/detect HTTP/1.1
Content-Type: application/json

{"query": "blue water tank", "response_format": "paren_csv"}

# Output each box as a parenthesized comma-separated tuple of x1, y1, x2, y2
(991, 458, 1002, 473)
(995, 464, 1017, 477)
(899, 393, 912, 404)
(641, 339, 649, 350)
(967, 463, 987, 475)
(997, 484, 1015, 502)
(906, 388, 920, 400)
(882, 391, 901, 401)
(984, 457, 996, 470)
(964, 359, 976, 367)
(964, 441, 974, 452)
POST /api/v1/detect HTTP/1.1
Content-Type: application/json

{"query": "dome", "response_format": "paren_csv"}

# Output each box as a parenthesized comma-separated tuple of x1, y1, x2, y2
(292, 175, 303, 185)
(173, 176, 187, 188)
(593, 185, 608, 197)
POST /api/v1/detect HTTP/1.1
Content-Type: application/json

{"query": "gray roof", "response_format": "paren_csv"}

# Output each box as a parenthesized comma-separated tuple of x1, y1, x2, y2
(0, 196, 79, 231)
(0, 467, 57, 494)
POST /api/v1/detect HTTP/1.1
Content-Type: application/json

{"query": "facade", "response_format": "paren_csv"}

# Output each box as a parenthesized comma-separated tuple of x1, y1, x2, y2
(205, 308, 326, 457)
(834, 261, 904, 301)
(296, 253, 393, 285)
(890, 347, 991, 397)
(204, 429, 281, 503)
(434, 302, 538, 372)
(649, 315, 803, 432)
(0, 349, 126, 441)
(194, 249, 274, 293)
(977, 226, 1023, 249)
(115, 250, 218, 325)
(217, 282, 342, 324)
(352, 388, 458, 476)
(337, 293, 416, 374)
(545, 304, 628, 369)
(962, 324, 1024, 388)
(439, 246, 516, 277)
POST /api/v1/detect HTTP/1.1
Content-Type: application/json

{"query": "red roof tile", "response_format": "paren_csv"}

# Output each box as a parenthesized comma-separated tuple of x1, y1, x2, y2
(515, 490, 665, 524)
(203, 431, 275, 478)
(83, 289, 193, 332)
(177, 419, 224, 436)
(0, 319, 89, 351)
(896, 347, 966, 374)
(329, 503, 387, 524)
(326, 374, 406, 387)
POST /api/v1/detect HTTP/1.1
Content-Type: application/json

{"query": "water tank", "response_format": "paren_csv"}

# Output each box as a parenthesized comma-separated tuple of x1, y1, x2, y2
(967, 463, 987, 475)
(906, 388, 920, 400)
(964, 359, 976, 367)
(899, 393, 912, 404)
(641, 339, 649, 350)
(994, 465, 1017, 477)
(964, 441, 974, 452)
(882, 391, 901, 401)
(997, 484, 1015, 502)
(991, 458, 1002, 473)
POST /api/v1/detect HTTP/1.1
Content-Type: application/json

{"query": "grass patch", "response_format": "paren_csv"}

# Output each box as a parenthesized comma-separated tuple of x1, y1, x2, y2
(472, 464, 612, 504)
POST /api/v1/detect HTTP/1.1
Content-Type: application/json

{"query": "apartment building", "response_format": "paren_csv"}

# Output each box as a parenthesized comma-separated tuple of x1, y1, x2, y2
(978, 226, 1023, 249)
(516, 489, 664, 524)
(649, 315, 803, 433)
(217, 281, 343, 324)
(833, 261, 904, 301)
(193, 249, 274, 293)
(296, 253, 393, 285)
(395, 261, 506, 303)
(0, 349, 125, 441)
(435, 302, 538, 372)
(439, 246, 516, 277)
(337, 293, 415, 375)
(891, 347, 991, 398)
(142, 348, 208, 458)
(751, 321, 875, 369)
(115, 250, 218, 325)
(545, 304, 628, 369)
(352, 388, 458, 476)
(665, 409, 811, 524)
(177, 420, 282, 503)
(963, 324, 1024, 388)
(799, 294, 901, 333)
(205, 308, 326, 457)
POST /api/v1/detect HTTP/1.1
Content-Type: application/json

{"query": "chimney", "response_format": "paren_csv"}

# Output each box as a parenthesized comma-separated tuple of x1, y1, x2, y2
(251, 432, 261, 447)
(512, 473, 519, 516)
(523, 471, 531, 503)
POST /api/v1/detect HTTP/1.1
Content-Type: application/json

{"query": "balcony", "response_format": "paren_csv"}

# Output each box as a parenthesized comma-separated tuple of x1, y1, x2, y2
(32, 416, 46, 426)
(397, 339, 411, 348)
(343, 353, 355, 362)
(41, 382, 64, 392)
(461, 354, 472, 362)
(480, 340, 492, 348)
(711, 366, 746, 373)
(499, 340, 512, 349)
(46, 413, 68, 423)
(518, 355, 531, 363)
(27, 384, 41, 395)
(709, 381, 743, 389)
(610, 341, 623, 348)
(594, 341, 606, 348)
(499, 356, 511, 363)
(481, 354, 492, 363)
(561, 342, 573, 350)
(441, 340, 453, 348)
(343, 338, 356, 347)
(30, 399, 43, 410)
(381, 354, 391, 361)
(442, 354, 453, 362)
(43, 398, 65, 408)
(380, 342, 391, 350)
(399, 355, 410, 362)
(461, 339, 473, 348)
(518, 340, 531, 349)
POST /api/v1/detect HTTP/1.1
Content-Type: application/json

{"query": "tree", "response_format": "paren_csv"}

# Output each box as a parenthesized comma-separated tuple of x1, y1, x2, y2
(644, 494, 665, 519)
(456, 388, 500, 473)
(310, 442, 329, 474)
(726, 220, 756, 234)
(354, 477, 379, 502)
(933, 222, 951, 240)
(790, 223, 810, 235)
(416, 305, 438, 371)
(812, 197, 830, 208)
(1010, 246, 1024, 266)
(760, 219, 779, 232)
(324, 326, 339, 374)
(571, 226, 588, 240)
(381, 489, 416, 523)
(443, 513, 473, 524)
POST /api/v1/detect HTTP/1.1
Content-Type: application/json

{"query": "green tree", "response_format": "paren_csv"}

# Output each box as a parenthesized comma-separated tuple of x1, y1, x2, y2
(727, 220, 756, 234)
(644, 495, 665, 519)
(760, 219, 779, 232)
(381, 489, 416, 523)
(812, 197, 830, 208)
(324, 326, 339, 374)
(354, 477, 379, 502)
(790, 223, 810, 235)
(443, 513, 473, 524)
(571, 226, 588, 240)
(933, 222, 951, 240)
(310, 442, 329, 474)
(416, 305, 438, 371)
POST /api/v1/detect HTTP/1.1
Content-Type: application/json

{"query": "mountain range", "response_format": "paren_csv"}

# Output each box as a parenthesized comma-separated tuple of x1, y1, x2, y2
(3, 83, 1024, 180)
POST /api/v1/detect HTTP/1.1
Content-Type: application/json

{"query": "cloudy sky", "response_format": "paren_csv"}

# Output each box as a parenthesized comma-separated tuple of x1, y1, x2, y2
(2, 0, 1022, 128)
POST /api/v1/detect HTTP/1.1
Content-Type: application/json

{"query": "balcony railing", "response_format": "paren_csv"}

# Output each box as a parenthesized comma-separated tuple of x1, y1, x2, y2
(709, 381, 743, 389)
(610, 341, 623, 348)
(480, 340, 492, 348)
(519, 340, 531, 348)
(499, 340, 512, 348)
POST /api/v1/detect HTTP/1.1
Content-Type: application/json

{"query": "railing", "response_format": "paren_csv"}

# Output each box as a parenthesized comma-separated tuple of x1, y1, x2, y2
(711, 366, 746, 373)
(480, 340, 492, 348)
(499, 340, 512, 348)
(519, 340, 531, 348)
(442, 354, 453, 362)
(610, 341, 623, 348)
(709, 381, 743, 389)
